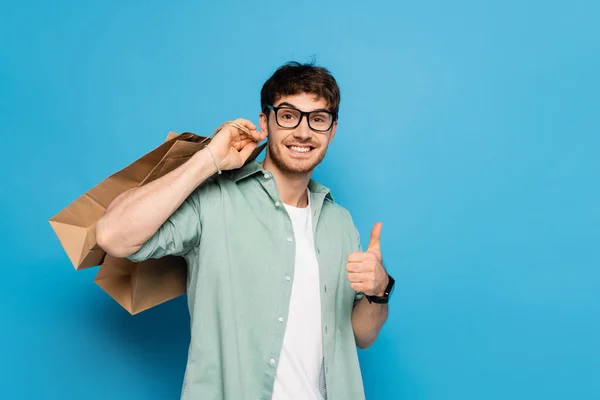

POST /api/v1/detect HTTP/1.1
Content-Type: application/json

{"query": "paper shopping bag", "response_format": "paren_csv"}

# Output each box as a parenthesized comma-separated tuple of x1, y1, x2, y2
(94, 254, 188, 314)
(49, 130, 265, 271)
(50, 127, 265, 314)
(48, 132, 197, 270)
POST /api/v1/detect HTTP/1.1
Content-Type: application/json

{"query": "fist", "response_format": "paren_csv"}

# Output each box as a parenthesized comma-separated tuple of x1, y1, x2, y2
(346, 222, 389, 296)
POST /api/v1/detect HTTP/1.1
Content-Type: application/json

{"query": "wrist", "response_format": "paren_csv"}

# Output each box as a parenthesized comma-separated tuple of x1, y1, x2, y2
(366, 274, 395, 304)
(204, 145, 222, 175)
(374, 276, 389, 297)
(190, 148, 220, 179)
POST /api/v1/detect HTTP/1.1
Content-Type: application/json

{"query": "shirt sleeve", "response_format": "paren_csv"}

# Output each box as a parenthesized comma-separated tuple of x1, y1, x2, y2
(126, 191, 202, 262)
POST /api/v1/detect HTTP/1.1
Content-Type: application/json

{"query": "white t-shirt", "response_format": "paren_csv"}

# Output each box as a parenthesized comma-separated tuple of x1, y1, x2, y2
(272, 190, 324, 400)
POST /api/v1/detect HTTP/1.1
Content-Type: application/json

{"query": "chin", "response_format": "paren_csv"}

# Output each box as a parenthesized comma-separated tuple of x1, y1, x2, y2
(270, 143, 326, 175)
(275, 156, 317, 174)
(281, 162, 318, 175)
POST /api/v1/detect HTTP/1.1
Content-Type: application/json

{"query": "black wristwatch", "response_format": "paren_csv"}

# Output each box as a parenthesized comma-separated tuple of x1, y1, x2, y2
(365, 274, 395, 304)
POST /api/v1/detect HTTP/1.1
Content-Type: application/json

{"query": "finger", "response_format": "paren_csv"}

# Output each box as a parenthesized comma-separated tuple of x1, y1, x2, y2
(345, 261, 367, 273)
(233, 118, 257, 131)
(257, 128, 267, 141)
(350, 282, 367, 292)
(247, 128, 265, 143)
(236, 137, 255, 149)
(347, 272, 366, 283)
(367, 222, 382, 253)
(347, 252, 373, 263)
(233, 126, 262, 143)
(221, 120, 259, 143)
(237, 141, 259, 162)
(231, 119, 265, 143)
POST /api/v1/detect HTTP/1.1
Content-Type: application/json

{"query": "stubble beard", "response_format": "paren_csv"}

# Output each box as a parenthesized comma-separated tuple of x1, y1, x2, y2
(266, 137, 328, 176)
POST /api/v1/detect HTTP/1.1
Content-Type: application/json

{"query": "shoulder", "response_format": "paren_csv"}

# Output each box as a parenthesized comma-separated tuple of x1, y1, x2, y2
(189, 170, 257, 212)
(185, 175, 226, 214)
(310, 178, 356, 230)
(324, 200, 351, 219)
(321, 201, 362, 254)
(323, 201, 358, 233)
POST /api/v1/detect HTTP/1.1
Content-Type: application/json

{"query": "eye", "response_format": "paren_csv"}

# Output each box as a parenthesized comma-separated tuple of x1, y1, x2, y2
(311, 113, 330, 124)
(280, 110, 298, 120)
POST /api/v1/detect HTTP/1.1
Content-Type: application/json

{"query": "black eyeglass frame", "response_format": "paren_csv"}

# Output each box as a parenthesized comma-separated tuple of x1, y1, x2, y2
(266, 105, 337, 132)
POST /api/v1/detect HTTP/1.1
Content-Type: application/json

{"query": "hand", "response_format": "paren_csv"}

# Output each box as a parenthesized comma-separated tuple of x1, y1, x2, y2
(346, 222, 389, 296)
(206, 118, 267, 171)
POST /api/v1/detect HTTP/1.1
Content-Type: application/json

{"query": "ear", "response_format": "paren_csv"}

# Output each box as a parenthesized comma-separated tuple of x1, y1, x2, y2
(328, 120, 338, 143)
(259, 112, 269, 136)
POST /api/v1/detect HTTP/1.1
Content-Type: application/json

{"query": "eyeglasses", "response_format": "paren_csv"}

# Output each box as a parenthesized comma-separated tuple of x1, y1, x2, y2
(266, 105, 336, 132)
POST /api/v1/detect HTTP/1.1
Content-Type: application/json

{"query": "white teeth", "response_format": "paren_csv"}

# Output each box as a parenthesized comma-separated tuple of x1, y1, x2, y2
(290, 146, 311, 153)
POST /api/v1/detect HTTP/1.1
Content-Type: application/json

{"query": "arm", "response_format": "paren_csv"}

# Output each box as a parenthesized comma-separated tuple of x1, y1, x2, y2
(95, 119, 266, 258)
(347, 222, 390, 349)
(95, 149, 217, 258)
(352, 294, 389, 349)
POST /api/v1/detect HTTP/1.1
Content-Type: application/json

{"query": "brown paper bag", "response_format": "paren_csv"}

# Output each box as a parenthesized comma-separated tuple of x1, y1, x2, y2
(94, 255, 187, 314)
(50, 128, 266, 314)
(49, 131, 194, 270)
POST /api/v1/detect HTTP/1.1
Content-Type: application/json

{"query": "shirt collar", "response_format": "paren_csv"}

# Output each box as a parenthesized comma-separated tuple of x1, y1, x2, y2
(227, 160, 335, 203)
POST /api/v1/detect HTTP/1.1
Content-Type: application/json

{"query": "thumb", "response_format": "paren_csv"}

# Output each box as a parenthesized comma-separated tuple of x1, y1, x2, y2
(367, 222, 382, 253)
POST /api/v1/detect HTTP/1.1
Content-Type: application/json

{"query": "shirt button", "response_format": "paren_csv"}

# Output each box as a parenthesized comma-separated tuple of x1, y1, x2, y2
(264, 173, 271, 179)
(287, 237, 293, 243)
(275, 201, 281, 207)
(278, 317, 284, 323)
(285, 275, 291, 281)
(269, 359, 276, 366)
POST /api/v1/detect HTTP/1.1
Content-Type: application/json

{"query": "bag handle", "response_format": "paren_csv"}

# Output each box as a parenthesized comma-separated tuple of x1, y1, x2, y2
(178, 121, 260, 145)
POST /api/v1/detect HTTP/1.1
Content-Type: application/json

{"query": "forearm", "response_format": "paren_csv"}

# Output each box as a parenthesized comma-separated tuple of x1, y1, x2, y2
(351, 296, 389, 349)
(95, 149, 217, 257)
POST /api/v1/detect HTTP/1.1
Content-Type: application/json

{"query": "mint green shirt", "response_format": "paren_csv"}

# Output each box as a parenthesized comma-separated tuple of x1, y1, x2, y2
(128, 160, 366, 400)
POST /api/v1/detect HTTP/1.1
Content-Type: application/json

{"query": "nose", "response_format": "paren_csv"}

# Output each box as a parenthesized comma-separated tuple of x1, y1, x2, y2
(293, 116, 313, 141)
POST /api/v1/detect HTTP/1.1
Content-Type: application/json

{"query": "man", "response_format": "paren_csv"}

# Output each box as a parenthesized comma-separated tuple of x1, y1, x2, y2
(95, 62, 394, 400)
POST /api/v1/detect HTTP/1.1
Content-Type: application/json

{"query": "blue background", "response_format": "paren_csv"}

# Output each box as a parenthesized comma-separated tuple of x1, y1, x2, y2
(1, 0, 598, 399)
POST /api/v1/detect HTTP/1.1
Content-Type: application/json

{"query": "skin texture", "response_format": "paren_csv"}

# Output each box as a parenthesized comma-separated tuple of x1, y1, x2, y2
(259, 92, 336, 207)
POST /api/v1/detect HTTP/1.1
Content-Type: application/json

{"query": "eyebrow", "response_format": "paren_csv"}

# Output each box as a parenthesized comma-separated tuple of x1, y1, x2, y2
(276, 102, 331, 113)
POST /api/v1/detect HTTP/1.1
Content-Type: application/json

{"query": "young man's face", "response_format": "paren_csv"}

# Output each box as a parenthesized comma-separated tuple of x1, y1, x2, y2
(260, 92, 337, 176)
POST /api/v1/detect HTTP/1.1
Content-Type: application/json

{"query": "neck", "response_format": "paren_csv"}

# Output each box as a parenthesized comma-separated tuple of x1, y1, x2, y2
(261, 159, 312, 208)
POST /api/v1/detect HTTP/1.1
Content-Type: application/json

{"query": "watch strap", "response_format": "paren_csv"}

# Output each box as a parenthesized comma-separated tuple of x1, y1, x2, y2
(365, 274, 395, 304)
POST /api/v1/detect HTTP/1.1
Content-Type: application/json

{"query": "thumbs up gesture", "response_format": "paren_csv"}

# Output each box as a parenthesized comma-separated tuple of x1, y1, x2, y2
(346, 222, 389, 296)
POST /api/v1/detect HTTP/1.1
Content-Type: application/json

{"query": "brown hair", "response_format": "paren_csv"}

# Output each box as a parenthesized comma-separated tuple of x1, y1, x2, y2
(260, 61, 341, 120)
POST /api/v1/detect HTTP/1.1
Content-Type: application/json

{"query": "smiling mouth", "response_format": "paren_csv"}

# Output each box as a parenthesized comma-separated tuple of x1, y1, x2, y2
(287, 145, 315, 154)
